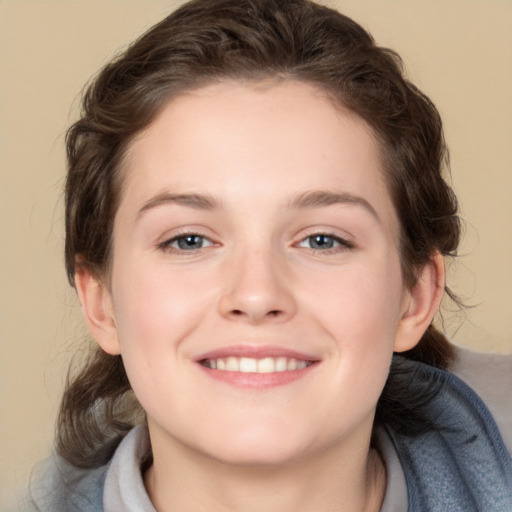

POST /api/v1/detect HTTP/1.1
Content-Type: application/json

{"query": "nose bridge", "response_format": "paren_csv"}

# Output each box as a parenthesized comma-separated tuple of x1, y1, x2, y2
(218, 238, 296, 323)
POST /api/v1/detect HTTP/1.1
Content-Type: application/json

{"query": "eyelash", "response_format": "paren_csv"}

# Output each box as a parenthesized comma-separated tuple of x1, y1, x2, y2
(296, 233, 354, 253)
(158, 232, 353, 254)
(158, 233, 214, 253)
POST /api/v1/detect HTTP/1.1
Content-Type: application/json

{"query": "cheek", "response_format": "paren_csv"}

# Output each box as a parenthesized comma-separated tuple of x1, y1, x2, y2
(304, 256, 404, 342)
(300, 255, 404, 386)
(109, 259, 217, 412)
(112, 260, 214, 350)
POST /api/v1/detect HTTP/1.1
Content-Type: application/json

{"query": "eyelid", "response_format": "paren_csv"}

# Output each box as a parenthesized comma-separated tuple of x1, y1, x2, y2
(155, 227, 354, 254)
(157, 229, 217, 252)
(295, 231, 355, 251)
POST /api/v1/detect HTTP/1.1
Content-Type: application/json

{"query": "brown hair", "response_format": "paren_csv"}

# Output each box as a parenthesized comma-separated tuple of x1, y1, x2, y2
(59, 0, 460, 468)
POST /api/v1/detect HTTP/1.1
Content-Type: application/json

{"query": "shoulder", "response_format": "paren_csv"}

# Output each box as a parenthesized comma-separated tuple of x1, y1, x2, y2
(451, 345, 512, 454)
(384, 354, 512, 510)
(25, 455, 108, 512)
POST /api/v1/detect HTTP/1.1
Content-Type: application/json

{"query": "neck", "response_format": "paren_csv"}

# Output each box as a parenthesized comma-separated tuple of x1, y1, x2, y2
(144, 426, 386, 512)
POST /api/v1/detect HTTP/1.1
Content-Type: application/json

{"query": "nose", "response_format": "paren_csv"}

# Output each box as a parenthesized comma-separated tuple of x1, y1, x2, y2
(218, 246, 297, 324)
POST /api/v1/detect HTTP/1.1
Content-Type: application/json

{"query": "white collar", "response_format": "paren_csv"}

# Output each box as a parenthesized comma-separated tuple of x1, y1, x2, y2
(103, 424, 407, 512)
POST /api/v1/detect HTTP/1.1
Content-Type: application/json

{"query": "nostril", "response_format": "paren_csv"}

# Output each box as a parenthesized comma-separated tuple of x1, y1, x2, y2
(228, 308, 282, 318)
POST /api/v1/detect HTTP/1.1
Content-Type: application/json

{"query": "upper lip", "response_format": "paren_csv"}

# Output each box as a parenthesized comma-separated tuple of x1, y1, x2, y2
(195, 344, 320, 362)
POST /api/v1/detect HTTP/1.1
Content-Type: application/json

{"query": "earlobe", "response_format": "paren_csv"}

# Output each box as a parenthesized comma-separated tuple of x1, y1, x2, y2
(74, 266, 121, 355)
(394, 253, 445, 353)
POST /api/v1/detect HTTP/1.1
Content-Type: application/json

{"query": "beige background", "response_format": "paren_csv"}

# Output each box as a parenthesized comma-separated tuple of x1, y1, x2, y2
(1, 0, 511, 507)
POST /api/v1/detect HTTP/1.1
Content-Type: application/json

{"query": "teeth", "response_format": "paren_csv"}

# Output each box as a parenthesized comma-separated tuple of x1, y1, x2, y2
(275, 357, 287, 372)
(226, 357, 238, 371)
(296, 360, 307, 370)
(202, 356, 312, 373)
(257, 357, 275, 373)
(287, 359, 297, 371)
(239, 357, 257, 372)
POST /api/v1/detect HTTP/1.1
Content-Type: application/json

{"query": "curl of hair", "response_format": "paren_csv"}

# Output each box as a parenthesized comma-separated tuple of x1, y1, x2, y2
(59, 0, 461, 468)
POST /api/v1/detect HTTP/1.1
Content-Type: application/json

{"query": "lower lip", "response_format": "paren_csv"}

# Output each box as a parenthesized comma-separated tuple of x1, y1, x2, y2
(197, 363, 317, 389)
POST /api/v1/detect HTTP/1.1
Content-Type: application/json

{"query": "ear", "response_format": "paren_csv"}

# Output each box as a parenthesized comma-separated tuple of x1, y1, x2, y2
(394, 253, 445, 352)
(74, 265, 121, 355)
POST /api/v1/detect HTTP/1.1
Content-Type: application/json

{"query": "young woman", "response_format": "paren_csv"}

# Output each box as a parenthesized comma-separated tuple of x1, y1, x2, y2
(26, 0, 512, 511)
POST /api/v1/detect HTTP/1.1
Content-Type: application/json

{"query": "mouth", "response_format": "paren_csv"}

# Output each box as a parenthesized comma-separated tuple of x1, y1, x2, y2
(195, 346, 319, 388)
(200, 356, 313, 373)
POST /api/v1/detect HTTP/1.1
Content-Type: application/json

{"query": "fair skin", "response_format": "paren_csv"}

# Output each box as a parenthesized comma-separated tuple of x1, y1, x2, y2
(76, 80, 444, 512)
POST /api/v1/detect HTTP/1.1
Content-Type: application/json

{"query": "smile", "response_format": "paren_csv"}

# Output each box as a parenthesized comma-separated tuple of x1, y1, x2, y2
(195, 345, 319, 388)
(200, 356, 312, 373)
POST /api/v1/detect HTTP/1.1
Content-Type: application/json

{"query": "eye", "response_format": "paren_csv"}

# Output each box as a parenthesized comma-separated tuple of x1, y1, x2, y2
(161, 233, 214, 252)
(298, 233, 353, 251)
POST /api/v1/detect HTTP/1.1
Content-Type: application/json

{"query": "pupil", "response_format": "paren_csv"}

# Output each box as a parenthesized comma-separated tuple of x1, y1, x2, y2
(179, 235, 201, 249)
(312, 235, 333, 249)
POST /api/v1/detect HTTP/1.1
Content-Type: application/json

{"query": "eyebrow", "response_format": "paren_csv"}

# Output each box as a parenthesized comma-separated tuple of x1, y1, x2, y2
(137, 192, 221, 219)
(288, 190, 380, 222)
(136, 189, 379, 222)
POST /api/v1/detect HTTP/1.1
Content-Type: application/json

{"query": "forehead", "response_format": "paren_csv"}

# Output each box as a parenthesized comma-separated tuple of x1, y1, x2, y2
(125, 79, 378, 166)
(120, 80, 398, 235)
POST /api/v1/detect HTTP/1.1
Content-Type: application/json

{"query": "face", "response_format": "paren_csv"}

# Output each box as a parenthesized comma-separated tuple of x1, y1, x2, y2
(91, 80, 427, 467)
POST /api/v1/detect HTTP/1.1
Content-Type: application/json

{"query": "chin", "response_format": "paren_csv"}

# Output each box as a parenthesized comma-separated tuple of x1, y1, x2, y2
(207, 443, 308, 468)
(194, 424, 314, 467)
